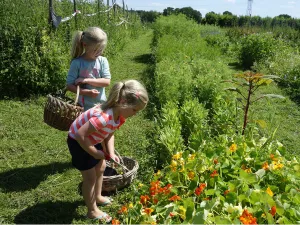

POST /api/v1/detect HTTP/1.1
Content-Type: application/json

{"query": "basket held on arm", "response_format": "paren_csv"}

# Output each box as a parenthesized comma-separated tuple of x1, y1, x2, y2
(44, 85, 83, 131)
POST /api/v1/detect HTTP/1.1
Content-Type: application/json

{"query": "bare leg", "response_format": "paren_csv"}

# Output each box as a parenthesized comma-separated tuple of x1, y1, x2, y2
(95, 159, 111, 204)
(80, 167, 106, 218)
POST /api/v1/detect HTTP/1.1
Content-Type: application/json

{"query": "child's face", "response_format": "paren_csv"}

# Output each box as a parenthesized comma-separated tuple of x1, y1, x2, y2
(119, 103, 146, 119)
(84, 44, 102, 60)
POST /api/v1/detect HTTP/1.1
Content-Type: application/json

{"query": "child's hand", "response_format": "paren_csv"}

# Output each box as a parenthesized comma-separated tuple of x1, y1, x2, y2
(89, 89, 100, 98)
(75, 77, 86, 85)
(110, 153, 120, 163)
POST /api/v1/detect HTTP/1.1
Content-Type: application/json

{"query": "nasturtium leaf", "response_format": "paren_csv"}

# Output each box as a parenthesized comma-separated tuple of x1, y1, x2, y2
(188, 179, 198, 191)
(225, 192, 238, 204)
(255, 169, 266, 179)
(214, 216, 232, 224)
(183, 197, 194, 223)
(192, 208, 208, 224)
(239, 169, 257, 184)
(205, 189, 215, 196)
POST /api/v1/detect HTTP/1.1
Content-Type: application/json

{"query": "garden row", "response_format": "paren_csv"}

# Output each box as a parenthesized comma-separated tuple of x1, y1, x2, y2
(0, 0, 142, 99)
(114, 15, 300, 224)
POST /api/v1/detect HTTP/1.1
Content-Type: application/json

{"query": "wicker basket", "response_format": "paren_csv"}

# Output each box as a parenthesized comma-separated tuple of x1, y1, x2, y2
(44, 86, 83, 131)
(102, 152, 139, 192)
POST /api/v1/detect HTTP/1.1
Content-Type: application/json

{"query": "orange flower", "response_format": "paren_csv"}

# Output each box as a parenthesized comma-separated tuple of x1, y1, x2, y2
(269, 206, 276, 216)
(144, 207, 154, 215)
(195, 183, 206, 196)
(112, 219, 121, 225)
(169, 212, 176, 217)
(140, 195, 150, 205)
(213, 159, 218, 164)
(203, 197, 211, 201)
(152, 198, 159, 204)
(210, 170, 218, 177)
(224, 190, 230, 195)
(262, 162, 269, 170)
(169, 195, 181, 202)
(239, 209, 257, 225)
(118, 205, 128, 214)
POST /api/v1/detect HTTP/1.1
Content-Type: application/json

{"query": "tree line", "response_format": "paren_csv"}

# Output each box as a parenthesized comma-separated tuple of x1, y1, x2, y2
(135, 7, 300, 29)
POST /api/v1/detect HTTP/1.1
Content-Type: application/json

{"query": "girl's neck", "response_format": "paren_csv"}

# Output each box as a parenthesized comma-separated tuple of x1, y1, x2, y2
(82, 53, 95, 61)
(112, 108, 120, 122)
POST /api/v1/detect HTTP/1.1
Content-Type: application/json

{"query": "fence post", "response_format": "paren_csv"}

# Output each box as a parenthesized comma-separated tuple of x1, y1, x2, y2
(112, 0, 116, 19)
(122, 0, 125, 15)
(107, 0, 110, 23)
(73, 0, 78, 29)
(48, 0, 53, 31)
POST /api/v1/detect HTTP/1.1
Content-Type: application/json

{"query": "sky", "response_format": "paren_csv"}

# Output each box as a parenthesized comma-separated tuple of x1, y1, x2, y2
(118, 0, 300, 19)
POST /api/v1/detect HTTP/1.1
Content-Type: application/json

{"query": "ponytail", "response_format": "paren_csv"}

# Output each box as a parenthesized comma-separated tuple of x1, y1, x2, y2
(71, 31, 84, 59)
(101, 80, 148, 111)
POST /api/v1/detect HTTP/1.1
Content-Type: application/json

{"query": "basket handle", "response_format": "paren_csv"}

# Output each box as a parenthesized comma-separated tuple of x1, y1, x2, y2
(112, 149, 129, 172)
(74, 85, 80, 106)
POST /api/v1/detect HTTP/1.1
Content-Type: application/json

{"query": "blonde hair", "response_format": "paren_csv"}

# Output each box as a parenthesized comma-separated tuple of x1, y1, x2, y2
(71, 27, 108, 59)
(101, 80, 149, 111)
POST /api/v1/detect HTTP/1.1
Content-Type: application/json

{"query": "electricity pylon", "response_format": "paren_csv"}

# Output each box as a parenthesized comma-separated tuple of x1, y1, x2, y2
(247, 0, 253, 17)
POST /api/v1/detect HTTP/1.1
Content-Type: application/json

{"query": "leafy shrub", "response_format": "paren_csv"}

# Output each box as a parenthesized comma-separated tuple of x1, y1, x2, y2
(239, 33, 278, 70)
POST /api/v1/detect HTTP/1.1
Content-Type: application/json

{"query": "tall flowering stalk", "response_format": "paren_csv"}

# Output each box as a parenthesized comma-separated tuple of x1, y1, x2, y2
(224, 71, 283, 135)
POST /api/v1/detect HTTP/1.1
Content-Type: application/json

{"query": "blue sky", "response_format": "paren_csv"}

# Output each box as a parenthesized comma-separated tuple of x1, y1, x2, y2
(119, 0, 300, 18)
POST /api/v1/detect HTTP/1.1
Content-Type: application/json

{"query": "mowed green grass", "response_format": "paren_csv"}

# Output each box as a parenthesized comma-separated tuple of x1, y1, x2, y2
(0, 30, 156, 224)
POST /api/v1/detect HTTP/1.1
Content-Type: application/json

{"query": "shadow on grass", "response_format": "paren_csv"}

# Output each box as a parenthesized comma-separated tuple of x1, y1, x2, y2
(133, 53, 153, 65)
(0, 162, 72, 192)
(14, 200, 82, 224)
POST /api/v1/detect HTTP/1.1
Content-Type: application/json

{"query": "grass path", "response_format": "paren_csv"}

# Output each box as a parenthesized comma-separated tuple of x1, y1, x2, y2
(0, 30, 155, 224)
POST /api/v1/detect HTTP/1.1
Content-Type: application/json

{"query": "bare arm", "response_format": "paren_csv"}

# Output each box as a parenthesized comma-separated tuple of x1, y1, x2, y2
(66, 84, 99, 98)
(74, 121, 106, 160)
(104, 133, 120, 162)
(75, 78, 111, 87)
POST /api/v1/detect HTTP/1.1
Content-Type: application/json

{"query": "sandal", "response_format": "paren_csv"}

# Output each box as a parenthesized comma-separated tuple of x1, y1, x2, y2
(86, 212, 112, 223)
(97, 197, 113, 206)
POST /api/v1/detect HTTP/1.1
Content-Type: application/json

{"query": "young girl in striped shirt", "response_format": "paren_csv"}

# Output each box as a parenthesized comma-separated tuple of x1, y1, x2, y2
(67, 80, 148, 222)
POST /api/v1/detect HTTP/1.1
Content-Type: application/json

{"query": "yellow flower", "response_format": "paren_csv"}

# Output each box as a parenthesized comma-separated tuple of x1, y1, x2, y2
(244, 168, 252, 173)
(188, 154, 196, 161)
(188, 171, 195, 180)
(271, 161, 284, 170)
(266, 187, 274, 197)
(154, 170, 161, 176)
(171, 160, 178, 167)
(138, 183, 144, 188)
(128, 203, 134, 208)
(229, 143, 237, 152)
(172, 152, 182, 160)
(178, 206, 186, 220)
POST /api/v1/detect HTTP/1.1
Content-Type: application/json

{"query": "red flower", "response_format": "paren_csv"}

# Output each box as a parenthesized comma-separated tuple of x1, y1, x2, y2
(140, 195, 150, 205)
(195, 183, 206, 196)
(112, 219, 120, 225)
(213, 159, 218, 164)
(239, 209, 257, 225)
(269, 206, 276, 216)
(169, 195, 181, 201)
(210, 170, 218, 177)
(224, 190, 230, 195)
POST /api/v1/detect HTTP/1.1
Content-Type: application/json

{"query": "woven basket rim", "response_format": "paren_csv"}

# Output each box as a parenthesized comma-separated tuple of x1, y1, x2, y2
(103, 156, 139, 181)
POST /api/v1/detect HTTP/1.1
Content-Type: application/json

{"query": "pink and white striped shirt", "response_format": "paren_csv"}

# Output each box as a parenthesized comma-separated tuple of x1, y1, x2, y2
(68, 105, 125, 145)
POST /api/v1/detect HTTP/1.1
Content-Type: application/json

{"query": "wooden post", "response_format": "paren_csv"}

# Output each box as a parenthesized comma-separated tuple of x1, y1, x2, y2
(122, 0, 125, 15)
(112, 0, 116, 19)
(73, 0, 78, 29)
(107, 0, 109, 23)
(48, 0, 53, 30)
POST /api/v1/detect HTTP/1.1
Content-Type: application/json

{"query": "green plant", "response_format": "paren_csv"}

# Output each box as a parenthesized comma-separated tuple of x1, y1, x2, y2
(224, 71, 284, 135)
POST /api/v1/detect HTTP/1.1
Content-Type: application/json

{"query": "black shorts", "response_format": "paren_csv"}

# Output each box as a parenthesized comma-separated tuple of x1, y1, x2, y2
(67, 136, 103, 171)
